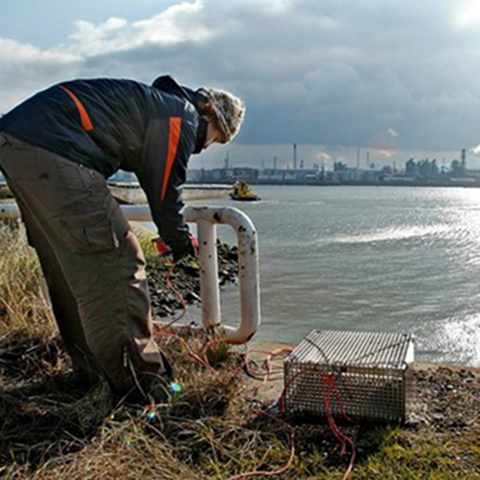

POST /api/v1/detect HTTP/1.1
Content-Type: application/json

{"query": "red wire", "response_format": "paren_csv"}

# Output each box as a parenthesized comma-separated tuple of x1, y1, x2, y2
(330, 377, 354, 423)
(226, 408, 295, 480)
(264, 348, 292, 382)
(322, 374, 356, 480)
(154, 329, 214, 371)
(158, 261, 189, 329)
(242, 345, 274, 382)
(155, 259, 355, 479)
(242, 348, 291, 383)
(202, 339, 225, 366)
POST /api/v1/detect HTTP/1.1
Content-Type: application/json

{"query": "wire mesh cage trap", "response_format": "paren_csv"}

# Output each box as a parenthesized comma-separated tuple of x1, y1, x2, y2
(283, 330, 414, 422)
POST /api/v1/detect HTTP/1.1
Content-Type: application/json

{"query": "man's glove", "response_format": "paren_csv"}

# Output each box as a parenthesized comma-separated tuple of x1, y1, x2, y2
(152, 234, 199, 262)
(152, 237, 172, 257)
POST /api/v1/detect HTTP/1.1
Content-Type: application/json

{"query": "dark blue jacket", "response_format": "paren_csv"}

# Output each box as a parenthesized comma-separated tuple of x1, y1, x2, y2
(0, 76, 206, 256)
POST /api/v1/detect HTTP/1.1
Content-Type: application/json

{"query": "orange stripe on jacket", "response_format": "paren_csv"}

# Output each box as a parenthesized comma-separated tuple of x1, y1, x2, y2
(59, 85, 94, 132)
(161, 117, 182, 202)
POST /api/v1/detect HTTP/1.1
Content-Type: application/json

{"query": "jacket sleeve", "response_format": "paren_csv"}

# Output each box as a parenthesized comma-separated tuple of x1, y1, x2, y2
(137, 116, 197, 256)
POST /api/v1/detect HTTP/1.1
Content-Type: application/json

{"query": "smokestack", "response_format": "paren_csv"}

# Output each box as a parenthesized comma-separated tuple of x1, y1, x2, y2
(356, 149, 360, 169)
(293, 144, 297, 170)
(461, 148, 466, 170)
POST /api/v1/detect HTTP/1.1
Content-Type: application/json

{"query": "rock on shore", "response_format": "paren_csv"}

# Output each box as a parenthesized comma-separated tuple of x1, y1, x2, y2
(145, 241, 238, 318)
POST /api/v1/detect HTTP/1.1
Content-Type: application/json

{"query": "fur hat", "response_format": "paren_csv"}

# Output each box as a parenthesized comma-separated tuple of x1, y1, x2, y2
(196, 87, 246, 143)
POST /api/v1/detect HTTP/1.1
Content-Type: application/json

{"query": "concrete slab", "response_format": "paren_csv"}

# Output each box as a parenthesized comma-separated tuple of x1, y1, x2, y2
(244, 341, 480, 406)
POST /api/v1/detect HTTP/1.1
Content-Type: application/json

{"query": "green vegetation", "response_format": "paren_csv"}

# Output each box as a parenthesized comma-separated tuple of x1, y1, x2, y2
(1, 223, 479, 479)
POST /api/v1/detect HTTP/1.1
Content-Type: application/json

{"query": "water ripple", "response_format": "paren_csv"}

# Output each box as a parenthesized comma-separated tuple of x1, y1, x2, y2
(329, 225, 451, 245)
(417, 314, 480, 366)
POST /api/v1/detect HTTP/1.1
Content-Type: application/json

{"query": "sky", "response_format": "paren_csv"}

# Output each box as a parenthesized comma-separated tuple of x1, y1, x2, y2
(2, 0, 480, 169)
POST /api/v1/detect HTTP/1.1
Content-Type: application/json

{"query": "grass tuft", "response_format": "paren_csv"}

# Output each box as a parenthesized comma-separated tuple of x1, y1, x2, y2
(0, 223, 55, 339)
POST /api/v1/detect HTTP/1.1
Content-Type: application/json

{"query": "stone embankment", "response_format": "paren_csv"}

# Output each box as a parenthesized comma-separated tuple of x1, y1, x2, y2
(0, 182, 232, 204)
(108, 182, 231, 204)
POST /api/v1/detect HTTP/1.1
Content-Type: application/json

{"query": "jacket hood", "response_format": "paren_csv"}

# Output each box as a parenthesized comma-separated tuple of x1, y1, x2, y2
(152, 75, 197, 105)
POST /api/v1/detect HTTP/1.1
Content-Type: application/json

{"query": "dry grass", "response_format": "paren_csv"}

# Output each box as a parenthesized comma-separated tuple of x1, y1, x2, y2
(0, 222, 296, 479)
(1, 222, 480, 479)
(0, 223, 55, 338)
(0, 322, 297, 479)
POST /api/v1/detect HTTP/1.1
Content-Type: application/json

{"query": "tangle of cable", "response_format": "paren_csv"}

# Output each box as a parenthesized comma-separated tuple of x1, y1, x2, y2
(154, 259, 356, 479)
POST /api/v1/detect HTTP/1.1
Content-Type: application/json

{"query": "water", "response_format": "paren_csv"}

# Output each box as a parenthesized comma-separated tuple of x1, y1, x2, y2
(170, 185, 480, 367)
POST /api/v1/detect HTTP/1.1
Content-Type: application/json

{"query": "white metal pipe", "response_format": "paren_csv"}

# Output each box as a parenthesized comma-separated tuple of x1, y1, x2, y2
(197, 218, 221, 328)
(0, 203, 261, 344)
(184, 206, 261, 344)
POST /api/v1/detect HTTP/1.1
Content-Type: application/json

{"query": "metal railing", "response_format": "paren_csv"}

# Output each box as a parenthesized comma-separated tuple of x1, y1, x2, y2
(0, 203, 261, 344)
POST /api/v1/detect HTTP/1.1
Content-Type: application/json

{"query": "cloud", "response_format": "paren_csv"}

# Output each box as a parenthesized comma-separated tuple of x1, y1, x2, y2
(0, 38, 82, 112)
(1, 0, 480, 154)
(65, 0, 212, 56)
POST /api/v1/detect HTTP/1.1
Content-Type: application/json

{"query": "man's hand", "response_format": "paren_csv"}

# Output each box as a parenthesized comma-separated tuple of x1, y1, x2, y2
(152, 237, 172, 257)
(188, 233, 199, 251)
(152, 234, 199, 261)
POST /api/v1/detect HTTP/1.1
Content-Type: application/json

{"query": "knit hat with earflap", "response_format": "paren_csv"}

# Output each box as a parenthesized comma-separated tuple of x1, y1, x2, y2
(196, 87, 246, 143)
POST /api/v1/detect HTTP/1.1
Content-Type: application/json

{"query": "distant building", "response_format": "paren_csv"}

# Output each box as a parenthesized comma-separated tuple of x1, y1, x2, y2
(184, 151, 480, 187)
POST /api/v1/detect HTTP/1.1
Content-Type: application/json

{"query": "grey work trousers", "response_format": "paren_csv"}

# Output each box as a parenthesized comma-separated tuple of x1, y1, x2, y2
(0, 132, 171, 398)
